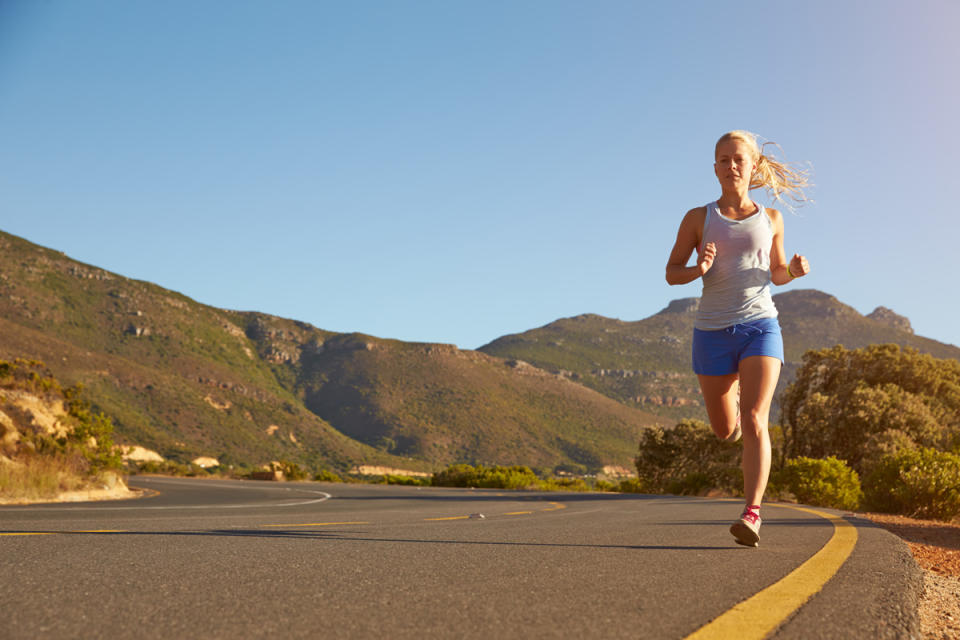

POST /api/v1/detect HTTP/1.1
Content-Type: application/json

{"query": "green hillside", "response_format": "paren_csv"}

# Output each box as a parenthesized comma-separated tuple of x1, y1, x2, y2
(0, 230, 665, 472)
(479, 291, 960, 421)
(0, 232, 398, 471)
(295, 334, 667, 469)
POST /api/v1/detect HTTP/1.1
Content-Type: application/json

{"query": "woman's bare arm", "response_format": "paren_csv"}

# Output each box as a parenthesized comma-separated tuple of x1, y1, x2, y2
(767, 208, 809, 285)
(666, 207, 713, 285)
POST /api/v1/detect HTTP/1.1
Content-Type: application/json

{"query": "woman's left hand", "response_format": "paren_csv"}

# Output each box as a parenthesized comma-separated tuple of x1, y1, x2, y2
(789, 253, 809, 278)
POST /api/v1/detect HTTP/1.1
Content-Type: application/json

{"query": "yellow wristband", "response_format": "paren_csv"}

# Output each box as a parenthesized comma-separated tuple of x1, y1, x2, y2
(787, 265, 796, 279)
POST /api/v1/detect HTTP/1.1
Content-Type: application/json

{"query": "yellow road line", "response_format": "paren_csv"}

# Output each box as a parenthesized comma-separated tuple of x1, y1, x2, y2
(543, 502, 567, 511)
(0, 529, 129, 536)
(684, 505, 858, 640)
(0, 532, 57, 536)
(424, 516, 471, 521)
(504, 511, 533, 516)
(262, 521, 370, 527)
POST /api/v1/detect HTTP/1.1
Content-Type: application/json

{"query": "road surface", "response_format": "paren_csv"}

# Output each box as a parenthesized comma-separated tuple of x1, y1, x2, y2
(1, 477, 921, 639)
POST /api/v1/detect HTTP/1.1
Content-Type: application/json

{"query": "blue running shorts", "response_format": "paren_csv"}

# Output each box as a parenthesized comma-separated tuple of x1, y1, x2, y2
(692, 317, 784, 376)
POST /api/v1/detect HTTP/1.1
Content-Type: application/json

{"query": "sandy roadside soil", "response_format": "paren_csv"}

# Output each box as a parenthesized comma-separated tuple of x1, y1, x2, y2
(0, 484, 140, 505)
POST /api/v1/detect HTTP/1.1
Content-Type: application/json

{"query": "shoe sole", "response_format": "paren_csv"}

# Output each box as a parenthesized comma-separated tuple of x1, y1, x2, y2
(730, 522, 760, 547)
(724, 423, 742, 442)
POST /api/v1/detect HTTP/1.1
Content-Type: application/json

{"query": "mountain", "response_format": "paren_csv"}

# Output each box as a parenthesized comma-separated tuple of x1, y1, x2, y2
(0, 230, 665, 472)
(294, 334, 665, 470)
(0, 232, 397, 471)
(479, 290, 960, 421)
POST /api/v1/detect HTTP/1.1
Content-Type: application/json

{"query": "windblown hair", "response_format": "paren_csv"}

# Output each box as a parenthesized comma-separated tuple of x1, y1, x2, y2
(716, 130, 812, 208)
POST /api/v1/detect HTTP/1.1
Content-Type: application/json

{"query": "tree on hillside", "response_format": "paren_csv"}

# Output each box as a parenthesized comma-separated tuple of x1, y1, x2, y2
(779, 344, 960, 474)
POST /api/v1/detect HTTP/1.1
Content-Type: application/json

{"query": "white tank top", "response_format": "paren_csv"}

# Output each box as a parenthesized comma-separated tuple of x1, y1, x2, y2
(694, 201, 779, 330)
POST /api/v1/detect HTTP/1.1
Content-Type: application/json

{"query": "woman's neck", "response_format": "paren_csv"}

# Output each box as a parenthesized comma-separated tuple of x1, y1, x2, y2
(717, 189, 756, 216)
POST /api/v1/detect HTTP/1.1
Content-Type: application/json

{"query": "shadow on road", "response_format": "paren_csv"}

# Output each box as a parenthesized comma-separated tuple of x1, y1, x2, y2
(0, 528, 742, 551)
(328, 492, 673, 503)
(656, 518, 836, 528)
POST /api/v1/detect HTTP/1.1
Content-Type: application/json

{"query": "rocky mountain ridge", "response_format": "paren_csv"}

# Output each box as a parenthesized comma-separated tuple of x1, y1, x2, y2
(479, 290, 960, 421)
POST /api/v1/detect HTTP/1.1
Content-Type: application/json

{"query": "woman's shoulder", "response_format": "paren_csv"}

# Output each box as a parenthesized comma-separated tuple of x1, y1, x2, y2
(683, 206, 708, 222)
(763, 206, 784, 230)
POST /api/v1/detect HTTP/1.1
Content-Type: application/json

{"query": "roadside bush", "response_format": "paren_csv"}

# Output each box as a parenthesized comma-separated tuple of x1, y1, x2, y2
(432, 464, 539, 489)
(635, 420, 741, 495)
(617, 478, 647, 493)
(275, 460, 310, 481)
(776, 456, 862, 510)
(65, 403, 123, 474)
(134, 459, 195, 476)
(666, 472, 715, 497)
(863, 447, 960, 521)
(594, 479, 617, 492)
(313, 468, 343, 483)
(540, 476, 589, 492)
(381, 474, 431, 486)
(0, 358, 144, 505)
(780, 345, 960, 474)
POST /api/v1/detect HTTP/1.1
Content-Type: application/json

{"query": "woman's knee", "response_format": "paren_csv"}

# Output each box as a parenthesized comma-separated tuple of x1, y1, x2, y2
(740, 409, 769, 437)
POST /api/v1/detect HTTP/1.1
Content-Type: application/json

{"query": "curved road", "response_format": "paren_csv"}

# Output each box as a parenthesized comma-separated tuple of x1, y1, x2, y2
(2, 477, 920, 639)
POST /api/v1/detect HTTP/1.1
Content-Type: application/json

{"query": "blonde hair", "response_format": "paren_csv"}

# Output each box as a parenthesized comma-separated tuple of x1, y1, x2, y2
(715, 130, 811, 208)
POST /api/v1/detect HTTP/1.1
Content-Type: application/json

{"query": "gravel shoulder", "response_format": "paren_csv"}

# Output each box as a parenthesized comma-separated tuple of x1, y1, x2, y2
(864, 514, 960, 640)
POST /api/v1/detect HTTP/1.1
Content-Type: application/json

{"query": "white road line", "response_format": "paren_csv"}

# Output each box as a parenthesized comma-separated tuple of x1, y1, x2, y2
(3, 486, 332, 512)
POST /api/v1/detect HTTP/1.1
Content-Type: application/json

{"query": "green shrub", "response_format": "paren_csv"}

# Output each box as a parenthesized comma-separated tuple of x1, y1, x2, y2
(432, 464, 539, 489)
(635, 420, 741, 495)
(666, 472, 715, 497)
(313, 468, 343, 483)
(133, 459, 194, 476)
(275, 460, 310, 481)
(780, 345, 960, 474)
(131, 459, 220, 477)
(381, 474, 431, 486)
(539, 476, 589, 492)
(776, 456, 862, 510)
(594, 479, 617, 492)
(617, 478, 647, 493)
(66, 404, 123, 474)
(863, 447, 960, 520)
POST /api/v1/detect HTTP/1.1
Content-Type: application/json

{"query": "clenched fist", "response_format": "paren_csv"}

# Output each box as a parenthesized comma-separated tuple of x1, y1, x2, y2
(789, 253, 809, 278)
(699, 242, 717, 276)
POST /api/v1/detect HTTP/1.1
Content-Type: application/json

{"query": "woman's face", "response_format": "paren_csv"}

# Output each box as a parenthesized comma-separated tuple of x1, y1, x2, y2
(714, 138, 757, 189)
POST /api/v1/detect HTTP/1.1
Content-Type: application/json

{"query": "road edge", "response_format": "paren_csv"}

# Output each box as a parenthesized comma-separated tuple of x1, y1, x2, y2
(773, 511, 923, 639)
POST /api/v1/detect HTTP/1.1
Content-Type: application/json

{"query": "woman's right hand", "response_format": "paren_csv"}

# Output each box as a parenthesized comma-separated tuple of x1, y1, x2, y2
(699, 242, 717, 276)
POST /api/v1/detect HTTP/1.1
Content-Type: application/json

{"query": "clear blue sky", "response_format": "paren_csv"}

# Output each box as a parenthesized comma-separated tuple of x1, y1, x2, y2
(1, 1, 958, 349)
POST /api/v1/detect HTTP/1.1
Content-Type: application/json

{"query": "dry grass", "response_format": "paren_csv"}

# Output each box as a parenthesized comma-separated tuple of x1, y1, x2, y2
(0, 454, 86, 502)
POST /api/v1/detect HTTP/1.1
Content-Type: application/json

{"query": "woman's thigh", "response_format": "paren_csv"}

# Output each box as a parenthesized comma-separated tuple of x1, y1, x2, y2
(697, 372, 739, 437)
(737, 356, 781, 424)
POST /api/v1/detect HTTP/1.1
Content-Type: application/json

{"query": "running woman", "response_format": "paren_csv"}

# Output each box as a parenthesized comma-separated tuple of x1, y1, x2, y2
(665, 130, 810, 547)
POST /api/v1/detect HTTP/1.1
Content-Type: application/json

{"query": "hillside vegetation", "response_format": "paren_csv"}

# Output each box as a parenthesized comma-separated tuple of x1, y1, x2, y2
(0, 359, 125, 502)
(296, 334, 667, 470)
(634, 345, 960, 520)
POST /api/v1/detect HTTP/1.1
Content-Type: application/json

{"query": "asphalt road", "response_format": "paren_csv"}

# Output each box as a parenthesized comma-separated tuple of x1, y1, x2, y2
(1, 477, 921, 639)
